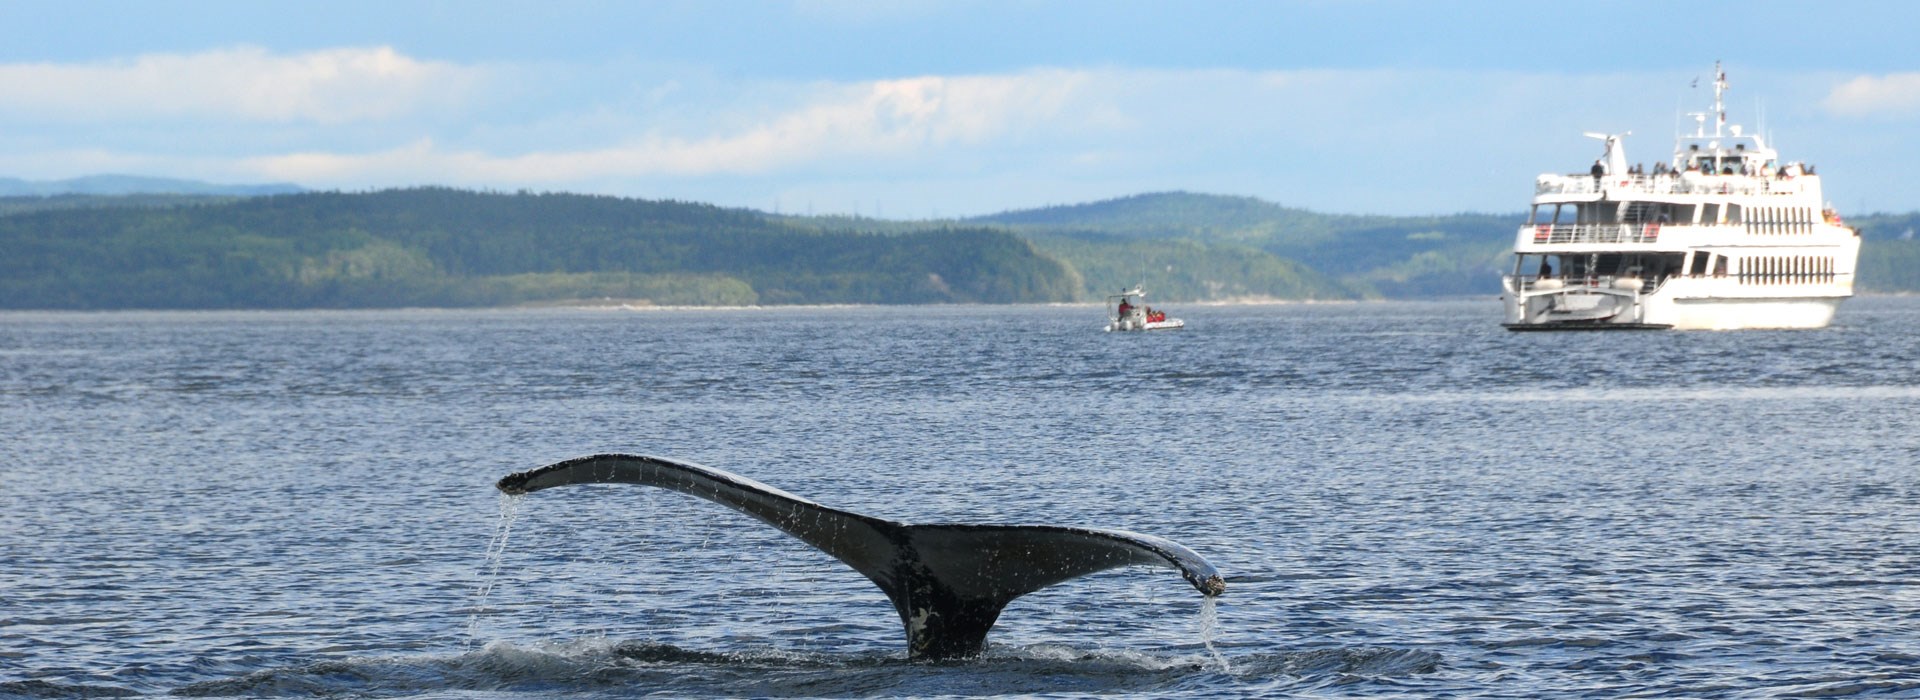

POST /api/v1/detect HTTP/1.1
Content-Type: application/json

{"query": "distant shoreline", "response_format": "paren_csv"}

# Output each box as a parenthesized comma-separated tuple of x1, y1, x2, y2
(0, 297, 1527, 316)
(8, 293, 1915, 316)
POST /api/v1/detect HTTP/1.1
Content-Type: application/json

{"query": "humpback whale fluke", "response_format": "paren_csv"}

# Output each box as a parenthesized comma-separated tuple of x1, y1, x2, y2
(495, 453, 1225, 659)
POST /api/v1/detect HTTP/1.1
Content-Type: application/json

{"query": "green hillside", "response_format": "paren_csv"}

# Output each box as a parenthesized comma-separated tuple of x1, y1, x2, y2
(979, 192, 1521, 298)
(1848, 213, 1920, 292)
(1026, 231, 1358, 301)
(0, 188, 1078, 309)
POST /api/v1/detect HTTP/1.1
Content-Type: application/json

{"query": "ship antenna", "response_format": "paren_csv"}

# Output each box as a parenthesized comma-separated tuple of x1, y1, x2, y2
(1713, 60, 1727, 138)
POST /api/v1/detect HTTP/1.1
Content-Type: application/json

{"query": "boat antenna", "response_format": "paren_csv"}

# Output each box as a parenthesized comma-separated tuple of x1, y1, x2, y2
(1712, 60, 1727, 138)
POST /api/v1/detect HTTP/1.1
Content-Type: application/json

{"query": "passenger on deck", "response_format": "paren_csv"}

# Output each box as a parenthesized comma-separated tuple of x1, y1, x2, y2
(1117, 298, 1133, 316)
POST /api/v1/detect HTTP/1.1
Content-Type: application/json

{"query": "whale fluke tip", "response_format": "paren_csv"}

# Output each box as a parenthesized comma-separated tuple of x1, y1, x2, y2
(1201, 574, 1227, 597)
(495, 472, 533, 495)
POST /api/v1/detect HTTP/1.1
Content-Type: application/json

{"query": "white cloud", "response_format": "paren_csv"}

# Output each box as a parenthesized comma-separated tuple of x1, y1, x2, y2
(4, 59, 1905, 214)
(1823, 73, 1920, 117)
(239, 69, 1096, 184)
(0, 46, 484, 124)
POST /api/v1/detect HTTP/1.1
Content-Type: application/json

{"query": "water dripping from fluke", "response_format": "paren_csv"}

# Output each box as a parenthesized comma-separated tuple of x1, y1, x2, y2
(491, 453, 1228, 660)
(1197, 595, 1231, 672)
(466, 491, 524, 647)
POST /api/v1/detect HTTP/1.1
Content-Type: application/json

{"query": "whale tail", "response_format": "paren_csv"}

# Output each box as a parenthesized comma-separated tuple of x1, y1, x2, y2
(496, 453, 1225, 659)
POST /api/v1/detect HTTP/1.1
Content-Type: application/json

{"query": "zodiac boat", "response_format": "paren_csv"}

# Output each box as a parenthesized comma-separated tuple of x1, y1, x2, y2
(1105, 286, 1184, 332)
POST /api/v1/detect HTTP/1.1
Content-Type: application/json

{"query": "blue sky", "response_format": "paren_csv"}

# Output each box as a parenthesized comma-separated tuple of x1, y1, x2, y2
(2, 1, 1916, 216)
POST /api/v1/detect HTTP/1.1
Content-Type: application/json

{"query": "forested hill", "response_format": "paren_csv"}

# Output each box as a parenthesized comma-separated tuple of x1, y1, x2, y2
(0, 188, 1079, 309)
(978, 192, 1523, 298)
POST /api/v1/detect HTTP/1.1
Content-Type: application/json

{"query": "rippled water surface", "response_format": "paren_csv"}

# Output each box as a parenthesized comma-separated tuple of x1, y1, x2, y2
(4, 299, 1919, 698)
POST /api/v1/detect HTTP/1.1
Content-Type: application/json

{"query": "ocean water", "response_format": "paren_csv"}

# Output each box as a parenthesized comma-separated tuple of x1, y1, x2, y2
(3, 298, 1918, 698)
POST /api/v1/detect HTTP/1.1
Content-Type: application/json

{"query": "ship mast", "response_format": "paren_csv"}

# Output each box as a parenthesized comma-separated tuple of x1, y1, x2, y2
(1688, 61, 1730, 139)
(1712, 60, 1727, 138)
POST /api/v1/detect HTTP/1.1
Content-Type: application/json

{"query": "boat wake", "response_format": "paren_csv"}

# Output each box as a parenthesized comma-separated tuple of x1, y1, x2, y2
(152, 638, 1439, 698)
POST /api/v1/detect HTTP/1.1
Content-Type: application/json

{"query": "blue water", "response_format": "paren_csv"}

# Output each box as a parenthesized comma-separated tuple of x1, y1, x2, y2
(3, 299, 1918, 698)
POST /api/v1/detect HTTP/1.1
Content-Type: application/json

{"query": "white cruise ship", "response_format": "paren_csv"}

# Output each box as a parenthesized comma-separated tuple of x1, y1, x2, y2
(1501, 63, 1860, 330)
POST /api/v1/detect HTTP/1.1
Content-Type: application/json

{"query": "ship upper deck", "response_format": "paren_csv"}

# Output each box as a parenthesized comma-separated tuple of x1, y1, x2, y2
(1535, 170, 1821, 201)
(1538, 63, 1829, 206)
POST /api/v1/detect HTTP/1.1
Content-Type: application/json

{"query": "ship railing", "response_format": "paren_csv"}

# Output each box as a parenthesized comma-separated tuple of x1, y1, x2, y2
(1509, 274, 1658, 295)
(1526, 223, 1664, 245)
(1535, 173, 1810, 196)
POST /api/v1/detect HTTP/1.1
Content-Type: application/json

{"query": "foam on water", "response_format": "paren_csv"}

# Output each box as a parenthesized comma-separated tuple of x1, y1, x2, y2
(159, 638, 1440, 698)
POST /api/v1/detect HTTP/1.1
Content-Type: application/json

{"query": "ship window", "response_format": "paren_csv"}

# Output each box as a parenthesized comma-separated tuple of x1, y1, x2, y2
(1574, 203, 1592, 224)
(1701, 203, 1720, 224)
(1713, 255, 1728, 278)
(1622, 202, 1688, 225)
(1623, 202, 1653, 223)
(1726, 204, 1743, 224)
(1688, 252, 1711, 276)
(1656, 253, 1685, 279)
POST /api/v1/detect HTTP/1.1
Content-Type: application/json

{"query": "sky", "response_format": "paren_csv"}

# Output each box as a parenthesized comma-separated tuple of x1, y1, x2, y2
(2, 0, 1917, 217)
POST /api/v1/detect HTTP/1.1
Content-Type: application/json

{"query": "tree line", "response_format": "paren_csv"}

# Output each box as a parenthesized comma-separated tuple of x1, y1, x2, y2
(0, 188, 1078, 309)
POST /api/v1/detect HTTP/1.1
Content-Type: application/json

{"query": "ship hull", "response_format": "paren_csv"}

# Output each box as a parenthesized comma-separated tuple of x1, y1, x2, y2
(1502, 279, 1846, 331)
